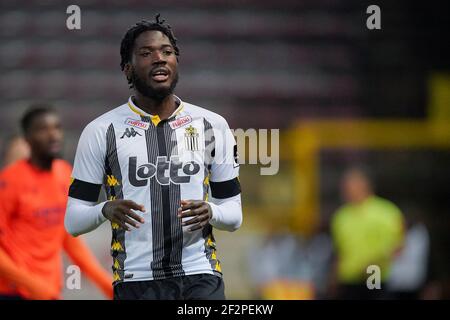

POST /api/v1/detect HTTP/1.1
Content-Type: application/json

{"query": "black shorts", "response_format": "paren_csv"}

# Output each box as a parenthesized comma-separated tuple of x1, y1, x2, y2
(113, 274, 225, 300)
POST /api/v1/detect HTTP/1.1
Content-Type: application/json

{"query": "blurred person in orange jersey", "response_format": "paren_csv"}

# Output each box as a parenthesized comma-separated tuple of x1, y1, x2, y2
(330, 167, 405, 299)
(2, 135, 30, 167)
(0, 106, 113, 300)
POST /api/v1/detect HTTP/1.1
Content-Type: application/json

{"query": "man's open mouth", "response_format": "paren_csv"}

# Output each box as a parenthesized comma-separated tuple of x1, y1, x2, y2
(151, 68, 169, 82)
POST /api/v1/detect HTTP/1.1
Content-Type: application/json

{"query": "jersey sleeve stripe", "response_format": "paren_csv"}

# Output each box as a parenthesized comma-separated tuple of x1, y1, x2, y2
(210, 177, 241, 199)
(68, 178, 102, 202)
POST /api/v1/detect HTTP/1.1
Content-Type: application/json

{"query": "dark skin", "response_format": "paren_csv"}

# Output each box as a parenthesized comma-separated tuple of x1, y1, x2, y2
(124, 30, 178, 119)
(102, 30, 212, 232)
(178, 200, 212, 232)
(25, 113, 63, 171)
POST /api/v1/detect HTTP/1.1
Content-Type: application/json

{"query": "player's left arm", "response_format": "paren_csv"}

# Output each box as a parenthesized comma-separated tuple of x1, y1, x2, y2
(62, 232, 113, 299)
(179, 118, 242, 232)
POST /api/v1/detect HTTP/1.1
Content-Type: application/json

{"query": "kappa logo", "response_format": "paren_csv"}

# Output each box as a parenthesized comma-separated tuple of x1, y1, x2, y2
(169, 115, 192, 129)
(121, 128, 142, 139)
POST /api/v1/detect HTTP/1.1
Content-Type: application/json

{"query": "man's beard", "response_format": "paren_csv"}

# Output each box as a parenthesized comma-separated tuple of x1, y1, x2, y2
(34, 148, 61, 167)
(131, 69, 178, 101)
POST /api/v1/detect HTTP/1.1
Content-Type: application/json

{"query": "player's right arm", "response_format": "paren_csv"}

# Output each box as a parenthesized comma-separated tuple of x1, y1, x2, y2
(65, 122, 144, 236)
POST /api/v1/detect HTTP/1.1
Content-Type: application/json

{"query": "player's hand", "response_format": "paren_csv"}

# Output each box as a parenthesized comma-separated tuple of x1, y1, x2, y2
(178, 200, 212, 232)
(102, 200, 145, 231)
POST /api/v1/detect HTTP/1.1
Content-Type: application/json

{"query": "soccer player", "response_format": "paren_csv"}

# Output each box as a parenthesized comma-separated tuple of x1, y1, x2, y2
(64, 15, 243, 300)
(0, 107, 113, 300)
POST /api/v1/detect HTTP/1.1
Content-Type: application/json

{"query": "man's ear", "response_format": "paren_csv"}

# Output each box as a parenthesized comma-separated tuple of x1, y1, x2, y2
(124, 63, 132, 83)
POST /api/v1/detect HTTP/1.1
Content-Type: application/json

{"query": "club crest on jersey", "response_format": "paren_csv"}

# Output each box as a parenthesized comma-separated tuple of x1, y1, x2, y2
(184, 125, 199, 151)
(169, 115, 192, 129)
(125, 118, 150, 130)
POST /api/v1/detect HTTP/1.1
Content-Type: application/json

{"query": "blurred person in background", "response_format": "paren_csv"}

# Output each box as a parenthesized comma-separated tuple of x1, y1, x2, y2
(249, 229, 312, 300)
(0, 106, 113, 300)
(2, 135, 30, 167)
(248, 219, 333, 300)
(387, 211, 430, 299)
(330, 167, 404, 299)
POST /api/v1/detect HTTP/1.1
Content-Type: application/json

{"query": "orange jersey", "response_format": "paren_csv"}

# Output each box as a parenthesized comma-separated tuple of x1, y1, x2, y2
(0, 159, 72, 298)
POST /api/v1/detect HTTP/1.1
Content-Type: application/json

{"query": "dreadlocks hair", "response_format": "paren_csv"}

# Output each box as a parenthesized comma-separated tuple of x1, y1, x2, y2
(120, 14, 179, 86)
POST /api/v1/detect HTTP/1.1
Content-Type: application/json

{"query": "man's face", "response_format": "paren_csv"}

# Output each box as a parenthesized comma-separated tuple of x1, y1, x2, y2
(26, 113, 63, 161)
(340, 170, 372, 204)
(126, 30, 179, 100)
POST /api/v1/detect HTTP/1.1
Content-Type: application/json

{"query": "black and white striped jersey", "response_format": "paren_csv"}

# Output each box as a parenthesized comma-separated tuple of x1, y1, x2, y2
(67, 96, 242, 284)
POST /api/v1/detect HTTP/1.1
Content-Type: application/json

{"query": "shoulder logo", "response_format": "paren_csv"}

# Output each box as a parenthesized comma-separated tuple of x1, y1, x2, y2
(125, 118, 150, 130)
(121, 127, 142, 139)
(169, 115, 192, 129)
(233, 144, 240, 168)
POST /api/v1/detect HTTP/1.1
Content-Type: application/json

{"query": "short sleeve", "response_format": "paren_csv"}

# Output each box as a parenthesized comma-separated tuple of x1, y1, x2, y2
(69, 122, 106, 202)
(330, 209, 342, 247)
(209, 118, 241, 199)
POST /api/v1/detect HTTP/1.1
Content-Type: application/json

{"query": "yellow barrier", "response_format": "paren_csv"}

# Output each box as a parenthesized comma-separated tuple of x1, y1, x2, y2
(285, 119, 450, 235)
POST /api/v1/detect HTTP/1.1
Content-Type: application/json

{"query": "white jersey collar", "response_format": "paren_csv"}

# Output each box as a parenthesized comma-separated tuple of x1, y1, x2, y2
(127, 95, 184, 119)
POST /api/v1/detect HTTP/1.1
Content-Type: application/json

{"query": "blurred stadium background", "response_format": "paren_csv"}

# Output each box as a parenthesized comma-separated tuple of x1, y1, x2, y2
(0, 0, 449, 299)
